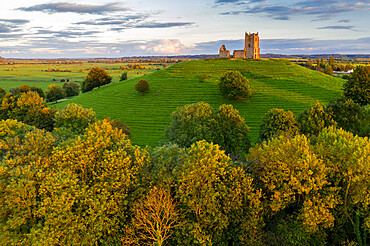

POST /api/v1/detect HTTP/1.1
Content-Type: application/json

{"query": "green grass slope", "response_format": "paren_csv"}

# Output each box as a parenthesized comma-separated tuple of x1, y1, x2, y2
(55, 58, 344, 147)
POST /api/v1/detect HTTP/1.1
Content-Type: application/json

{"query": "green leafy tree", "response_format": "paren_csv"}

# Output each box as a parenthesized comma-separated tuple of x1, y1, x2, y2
(81, 67, 112, 93)
(219, 70, 252, 99)
(327, 95, 362, 135)
(106, 117, 131, 138)
(55, 103, 96, 134)
(165, 102, 251, 157)
(343, 65, 370, 106)
(298, 102, 337, 136)
(0, 87, 6, 98)
(259, 108, 299, 142)
(135, 79, 150, 95)
(30, 86, 45, 99)
(62, 81, 80, 97)
(315, 127, 370, 245)
(120, 71, 128, 81)
(46, 84, 66, 103)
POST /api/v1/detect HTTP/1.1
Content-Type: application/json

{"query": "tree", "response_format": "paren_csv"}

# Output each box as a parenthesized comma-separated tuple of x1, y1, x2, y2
(135, 79, 150, 95)
(165, 102, 251, 157)
(55, 103, 96, 134)
(62, 81, 80, 97)
(123, 187, 179, 246)
(32, 120, 150, 245)
(298, 102, 337, 136)
(81, 67, 112, 93)
(343, 65, 370, 106)
(30, 86, 45, 99)
(46, 84, 66, 103)
(327, 95, 362, 135)
(0, 86, 5, 98)
(171, 141, 263, 245)
(249, 134, 336, 245)
(106, 117, 131, 138)
(315, 127, 370, 244)
(219, 70, 252, 99)
(120, 71, 128, 81)
(259, 108, 299, 142)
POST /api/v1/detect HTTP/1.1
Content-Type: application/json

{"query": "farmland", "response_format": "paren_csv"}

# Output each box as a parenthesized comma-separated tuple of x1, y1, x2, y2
(51, 58, 345, 147)
(0, 60, 169, 91)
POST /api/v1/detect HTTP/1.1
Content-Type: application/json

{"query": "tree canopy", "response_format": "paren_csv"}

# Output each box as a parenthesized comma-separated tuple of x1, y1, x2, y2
(81, 67, 112, 93)
(219, 70, 252, 99)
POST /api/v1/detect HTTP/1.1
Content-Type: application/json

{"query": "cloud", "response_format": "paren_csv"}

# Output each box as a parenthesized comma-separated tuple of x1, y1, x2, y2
(17, 2, 130, 14)
(0, 19, 29, 33)
(318, 25, 355, 30)
(76, 14, 149, 26)
(0, 19, 30, 24)
(36, 29, 101, 38)
(134, 22, 194, 29)
(138, 39, 190, 54)
(219, 0, 370, 21)
(0, 24, 11, 33)
(338, 19, 350, 23)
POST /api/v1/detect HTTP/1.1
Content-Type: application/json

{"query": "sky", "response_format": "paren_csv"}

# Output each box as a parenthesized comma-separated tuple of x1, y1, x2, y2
(0, 0, 369, 58)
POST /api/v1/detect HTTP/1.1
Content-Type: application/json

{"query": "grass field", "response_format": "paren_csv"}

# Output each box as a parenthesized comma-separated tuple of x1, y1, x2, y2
(0, 62, 163, 91)
(53, 58, 345, 147)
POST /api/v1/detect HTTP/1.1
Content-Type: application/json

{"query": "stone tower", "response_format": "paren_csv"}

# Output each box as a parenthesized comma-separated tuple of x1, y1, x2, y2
(245, 32, 260, 59)
(219, 45, 230, 58)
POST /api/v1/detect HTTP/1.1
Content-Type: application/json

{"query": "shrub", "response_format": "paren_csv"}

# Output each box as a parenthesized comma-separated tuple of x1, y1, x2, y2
(62, 81, 80, 97)
(119, 71, 128, 81)
(18, 84, 31, 93)
(81, 67, 112, 93)
(259, 108, 299, 142)
(343, 65, 370, 106)
(219, 70, 252, 99)
(46, 84, 66, 103)
(135, 79, 150, 95)
(30, 86, 45, 99)
(0, 87, 5, 98)
(55, 103, 96, 134)
(9, 87, 20, 94)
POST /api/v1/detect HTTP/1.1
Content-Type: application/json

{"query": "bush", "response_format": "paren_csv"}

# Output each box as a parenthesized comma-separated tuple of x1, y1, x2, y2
(0, 87, 5, 98)
(46, 84, 65, 103)
(81, 67, 112, 93)
(343, 65, 370, 106)
(55, 103, 96, 134)
(62, 81, 80, 97)
(119, 71, 128, 81)
(30, 86, 45, 99)
(219, 70, 252, 99)
(135, 79, 150, 95)
(259, 108, 299, 142)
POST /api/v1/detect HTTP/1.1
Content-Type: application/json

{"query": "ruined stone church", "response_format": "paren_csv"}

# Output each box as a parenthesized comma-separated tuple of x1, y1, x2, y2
(219, 32, 260, 59)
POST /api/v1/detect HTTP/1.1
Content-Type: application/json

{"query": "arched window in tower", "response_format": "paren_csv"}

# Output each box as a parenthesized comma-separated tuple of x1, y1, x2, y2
(248, 44, 251, 47)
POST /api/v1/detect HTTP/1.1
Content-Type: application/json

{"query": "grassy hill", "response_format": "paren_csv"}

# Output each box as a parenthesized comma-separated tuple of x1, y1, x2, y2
(55, 58, 344, 147)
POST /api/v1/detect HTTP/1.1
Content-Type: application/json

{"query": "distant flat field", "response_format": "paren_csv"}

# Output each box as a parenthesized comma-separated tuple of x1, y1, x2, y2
(54, 58, 345, 147)
(0, 62, 163, 91)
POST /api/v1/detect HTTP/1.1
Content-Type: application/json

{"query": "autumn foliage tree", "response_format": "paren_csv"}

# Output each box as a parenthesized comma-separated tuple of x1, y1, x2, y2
(135, 79, 150, 95)
(81, 67, 112, 92)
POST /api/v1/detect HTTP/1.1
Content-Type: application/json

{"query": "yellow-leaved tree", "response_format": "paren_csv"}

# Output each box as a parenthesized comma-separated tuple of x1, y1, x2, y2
(31, 119, 150, 245)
